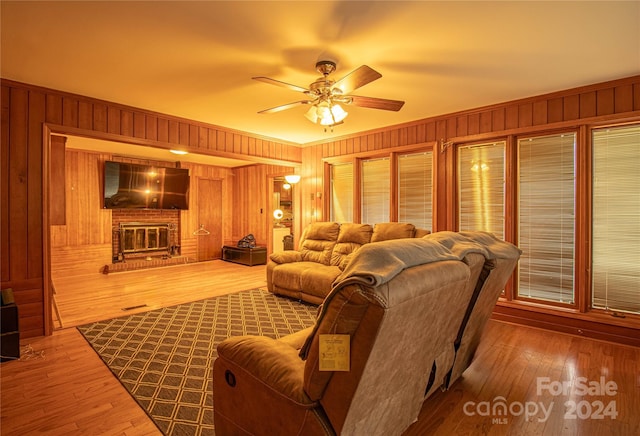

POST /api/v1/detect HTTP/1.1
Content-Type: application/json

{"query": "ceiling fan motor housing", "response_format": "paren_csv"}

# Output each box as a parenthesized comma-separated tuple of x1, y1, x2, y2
(315, 60, 336, 76)
(309, 78, 336, 95)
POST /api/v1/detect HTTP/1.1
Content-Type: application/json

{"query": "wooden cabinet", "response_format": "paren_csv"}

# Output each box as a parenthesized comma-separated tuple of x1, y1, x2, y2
(222, 246, 267, 266)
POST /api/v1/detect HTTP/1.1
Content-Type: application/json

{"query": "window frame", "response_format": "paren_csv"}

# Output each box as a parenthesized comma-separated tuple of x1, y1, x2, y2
(322, 123, 640, 322)
(515, 131, 578, 307)
(451, 124, 640, 317)
(324, 143, 435, 225)
(588, 122, 640, 315)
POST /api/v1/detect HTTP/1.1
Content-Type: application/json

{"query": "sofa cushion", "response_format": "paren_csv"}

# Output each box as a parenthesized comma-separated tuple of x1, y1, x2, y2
(300, 240, 336, 265)
(370, 222, 416, 242)
(301, 266, 342, 299)
(299, 222, 340, 265)
(330, 223, 373, 269)
(331, 243, 359, 270)
(302, 221, 340, 241)
(271, 262, 318, 292)
(337, 223, 374, 245)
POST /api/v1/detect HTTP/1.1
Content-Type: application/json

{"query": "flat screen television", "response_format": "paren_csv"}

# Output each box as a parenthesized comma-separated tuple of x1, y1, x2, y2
(103, 161, 190, 210)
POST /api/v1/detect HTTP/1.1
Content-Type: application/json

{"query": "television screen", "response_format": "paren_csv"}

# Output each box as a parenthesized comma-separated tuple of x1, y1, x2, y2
(103, 161, 190, 209)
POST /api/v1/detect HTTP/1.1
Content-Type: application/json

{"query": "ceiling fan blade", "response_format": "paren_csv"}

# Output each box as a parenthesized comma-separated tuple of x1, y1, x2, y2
(258, 100, 313, 114)
(333, 65, 382, 94)
(252, 76, 309, 93)
(347, 95, 405, 111)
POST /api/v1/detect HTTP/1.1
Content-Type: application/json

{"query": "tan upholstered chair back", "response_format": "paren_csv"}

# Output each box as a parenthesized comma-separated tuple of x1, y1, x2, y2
(300, 239, 473, 435)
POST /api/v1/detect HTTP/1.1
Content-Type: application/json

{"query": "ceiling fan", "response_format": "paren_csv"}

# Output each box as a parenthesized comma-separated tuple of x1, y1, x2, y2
(253, 60, 405, 128)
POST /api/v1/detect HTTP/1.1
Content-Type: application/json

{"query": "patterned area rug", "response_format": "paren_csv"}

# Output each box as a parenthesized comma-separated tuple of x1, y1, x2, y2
(77, 289, 318, 435)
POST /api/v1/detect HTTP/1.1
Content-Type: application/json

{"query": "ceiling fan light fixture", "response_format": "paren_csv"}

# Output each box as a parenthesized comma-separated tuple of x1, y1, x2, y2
(304, 106, 320, 124)
(304, 102, 348, 126)
(284, 174, 301, 184)
(255, 61, 402, 129)
(329, 103, 348, 123)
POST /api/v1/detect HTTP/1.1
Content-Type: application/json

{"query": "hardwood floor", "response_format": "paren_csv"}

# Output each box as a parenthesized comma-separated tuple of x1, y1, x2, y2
(52, 260, 268, 328)
(406, 322, 640, 436)
(2, 262, 638, 435)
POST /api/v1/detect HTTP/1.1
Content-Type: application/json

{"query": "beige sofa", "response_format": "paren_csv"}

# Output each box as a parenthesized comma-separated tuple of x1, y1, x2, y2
(267, 221, 430, 304)
(213, 231, 521, 435)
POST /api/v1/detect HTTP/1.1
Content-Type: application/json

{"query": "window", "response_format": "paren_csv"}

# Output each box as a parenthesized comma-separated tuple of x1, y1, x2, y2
(361, 157, 390, 224)
(458, 142, 505, 238)
(592, 125, 640, 314)
(330, 162, 353, 223)
(398, 152, 433, 230)
(517, 133, 576, 303)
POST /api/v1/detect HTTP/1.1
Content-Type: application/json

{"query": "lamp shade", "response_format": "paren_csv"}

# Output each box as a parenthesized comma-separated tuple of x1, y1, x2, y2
(327, 104, 348, 124)
(304, 102, 348, 126)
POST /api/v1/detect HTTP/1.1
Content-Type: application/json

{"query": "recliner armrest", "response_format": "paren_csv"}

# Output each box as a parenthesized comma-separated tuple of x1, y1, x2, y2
(216, 335, 310, 403)
(270, 250, 303, 264)
(213, 335, 331, 435)
(279, 326, 314, 350)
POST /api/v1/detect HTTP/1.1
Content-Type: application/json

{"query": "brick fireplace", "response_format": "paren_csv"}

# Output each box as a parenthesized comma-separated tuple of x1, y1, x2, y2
(111, 210, 180, 262)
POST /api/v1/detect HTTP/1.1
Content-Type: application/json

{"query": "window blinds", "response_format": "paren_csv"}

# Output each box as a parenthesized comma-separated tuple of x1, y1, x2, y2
(517, 133, 575, 303)
(330, 162, 354, 223)
(458, 142, 505, 239)
(592, 125, 640, 314)
(398, 152, 433, 230)
(361, 157, 390, 224)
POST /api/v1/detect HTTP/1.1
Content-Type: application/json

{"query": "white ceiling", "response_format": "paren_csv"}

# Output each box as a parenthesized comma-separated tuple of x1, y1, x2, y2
(2, 1, 639, 149)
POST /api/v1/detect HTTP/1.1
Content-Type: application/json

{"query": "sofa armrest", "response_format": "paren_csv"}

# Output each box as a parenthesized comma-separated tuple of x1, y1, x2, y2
(216, 335, 309, 402)
(270, 250, 303, 264)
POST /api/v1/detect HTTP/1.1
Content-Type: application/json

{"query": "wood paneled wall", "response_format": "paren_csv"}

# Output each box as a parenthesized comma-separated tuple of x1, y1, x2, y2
(50, 149, 112, 249)
(299, 75, 640, 231)
(231, 164, 294, 247)
(298, 74, 640, 346)
(2, 84, 46, 338)
(49, 148, 291, 279)
(177, 161, 296, 256)
(2, 76, 639, 339)
(1, 79, 301, 338)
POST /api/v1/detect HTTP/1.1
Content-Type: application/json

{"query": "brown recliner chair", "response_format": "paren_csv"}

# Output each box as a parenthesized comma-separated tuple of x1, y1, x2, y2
(213, 233, 520, 436)
(429, 231, 523, 389)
